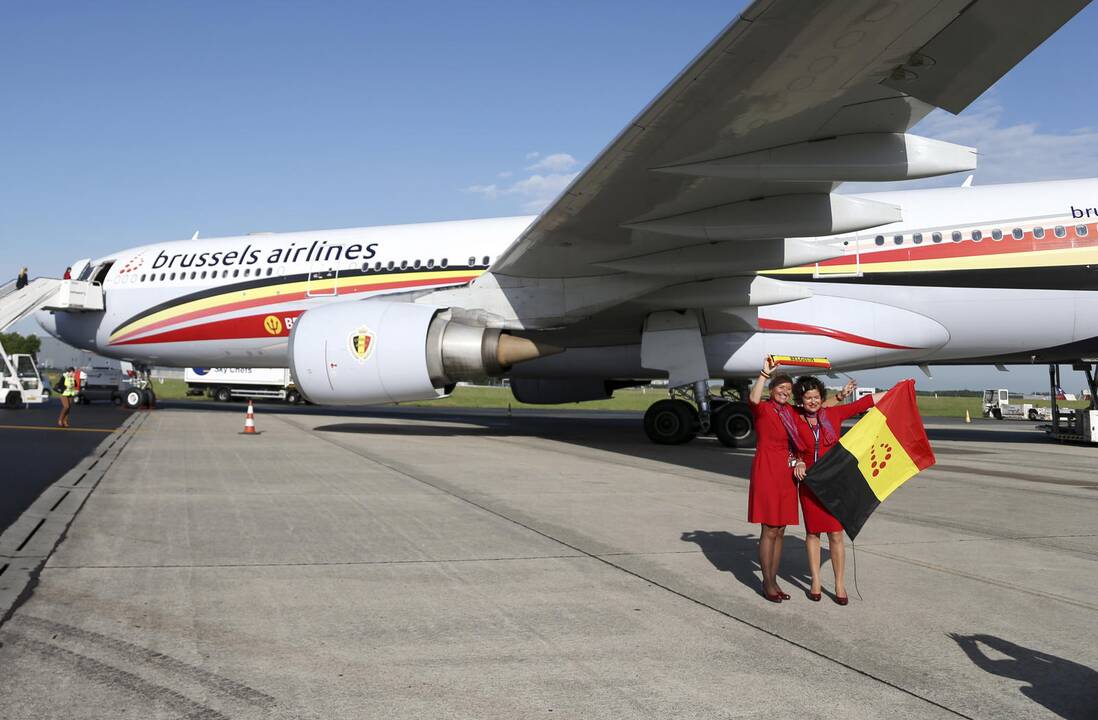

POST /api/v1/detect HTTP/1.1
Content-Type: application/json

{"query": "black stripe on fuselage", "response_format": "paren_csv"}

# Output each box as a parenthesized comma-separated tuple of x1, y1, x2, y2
(111, 264, 480, 336)
(768, 265, 1098, 291)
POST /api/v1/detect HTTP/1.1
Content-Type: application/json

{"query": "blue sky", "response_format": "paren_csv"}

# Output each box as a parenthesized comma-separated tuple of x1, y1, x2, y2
(3, 2, 1097, 393)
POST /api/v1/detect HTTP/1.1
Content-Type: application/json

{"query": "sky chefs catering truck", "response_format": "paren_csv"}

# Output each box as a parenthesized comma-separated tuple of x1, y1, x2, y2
(185, 367, 302, 404)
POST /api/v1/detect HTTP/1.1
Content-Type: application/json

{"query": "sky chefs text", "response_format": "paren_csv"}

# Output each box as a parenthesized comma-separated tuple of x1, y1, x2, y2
(152, 241, 380, 270)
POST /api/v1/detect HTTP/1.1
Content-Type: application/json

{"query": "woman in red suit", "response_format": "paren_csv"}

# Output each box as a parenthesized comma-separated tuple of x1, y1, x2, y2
(747, 357, 803, 603)
(791, 376, 886, 605)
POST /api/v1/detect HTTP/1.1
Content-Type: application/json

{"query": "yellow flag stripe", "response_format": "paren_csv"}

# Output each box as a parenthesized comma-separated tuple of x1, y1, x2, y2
(838, 407, 920, 501)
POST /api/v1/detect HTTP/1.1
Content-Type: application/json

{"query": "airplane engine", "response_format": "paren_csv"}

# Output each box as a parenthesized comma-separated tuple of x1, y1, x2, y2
(288, 300, 554, 405)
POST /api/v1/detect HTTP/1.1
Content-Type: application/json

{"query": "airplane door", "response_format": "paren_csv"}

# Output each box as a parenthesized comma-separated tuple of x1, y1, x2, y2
(306, 264, 339, 297)
(813, 236, 862, 278)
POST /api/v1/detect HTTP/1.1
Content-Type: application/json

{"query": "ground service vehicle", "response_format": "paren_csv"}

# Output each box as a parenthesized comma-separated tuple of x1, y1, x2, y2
(75, 366, 124, 405)
(982, 388, 1050, 421)
(0, 351, 46, 408)
(185, 367, 302, 403)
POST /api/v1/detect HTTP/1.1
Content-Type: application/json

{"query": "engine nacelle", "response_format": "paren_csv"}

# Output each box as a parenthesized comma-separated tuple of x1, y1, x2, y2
(289, 300, 556, 405)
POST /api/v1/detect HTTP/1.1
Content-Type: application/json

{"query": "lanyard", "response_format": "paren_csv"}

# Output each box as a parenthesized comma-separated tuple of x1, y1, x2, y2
(808, 420, 821, 462)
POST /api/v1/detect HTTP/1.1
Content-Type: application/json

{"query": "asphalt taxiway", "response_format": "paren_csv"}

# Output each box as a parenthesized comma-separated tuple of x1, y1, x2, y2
(0, 402, 1095, 719)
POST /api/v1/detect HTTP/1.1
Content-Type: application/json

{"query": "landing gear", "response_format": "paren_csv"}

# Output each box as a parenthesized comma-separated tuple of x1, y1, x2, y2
(712, 400, 755, 447)
(122, 387, 144, 409)
(122, 364, 157, 410)
(643, 399, 698, 444)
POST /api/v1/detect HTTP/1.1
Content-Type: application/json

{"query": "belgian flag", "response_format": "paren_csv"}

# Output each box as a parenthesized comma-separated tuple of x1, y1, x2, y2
(802, 379, 936, 539)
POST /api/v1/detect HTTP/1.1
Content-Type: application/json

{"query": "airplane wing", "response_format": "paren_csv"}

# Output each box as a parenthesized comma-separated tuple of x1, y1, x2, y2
(488, 0, 1088, 286)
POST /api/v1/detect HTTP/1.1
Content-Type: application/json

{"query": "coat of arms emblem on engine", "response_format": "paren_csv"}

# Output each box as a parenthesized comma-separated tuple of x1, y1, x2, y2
(349, 326, 376, 362)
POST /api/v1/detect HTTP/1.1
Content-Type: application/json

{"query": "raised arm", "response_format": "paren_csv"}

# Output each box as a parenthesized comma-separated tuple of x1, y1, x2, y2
(749, 356, 778, 405)
(823, 378, 857, 408)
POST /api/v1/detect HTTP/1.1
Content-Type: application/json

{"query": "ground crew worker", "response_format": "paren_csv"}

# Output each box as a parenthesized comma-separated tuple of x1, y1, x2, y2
(57, 367, 77, 428)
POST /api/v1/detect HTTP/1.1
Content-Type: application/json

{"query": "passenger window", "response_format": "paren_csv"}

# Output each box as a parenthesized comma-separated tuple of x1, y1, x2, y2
(386, 261, 394, 271)
(413, 259, 421, 269)
(912, 233, 923, 244)
(170, 272, 176, 280)
(951, 231, 962, 242)
(441, 258, 448, 268)
(971, 230, 982, 242)
(374, 261, 381, 271)
(1078, 225, 1089, 237)
(893, 235, 903, 245)
(482, 256, 490, 265)
(427, 259, 434, 268)
(468, 256, 476, 265)
(932, 232, 942, 243)
(1034, 227, 1045, 239)
(361, 262, 370, 272)
(1012, 228, 1024, 240)
(400, 260, 408, 270)
(140, 274, 146, 282)
(244, 268, 251, 277)
(1054, 225, 1066, 238)
(991, 229, 1002, 241)
(874, 235, 885, 246)
(233, 269, 239, 277)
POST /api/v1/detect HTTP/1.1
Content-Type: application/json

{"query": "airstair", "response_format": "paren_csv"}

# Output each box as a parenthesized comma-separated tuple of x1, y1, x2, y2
(0, 277, 104, 333)
(0, 276, 104, 407)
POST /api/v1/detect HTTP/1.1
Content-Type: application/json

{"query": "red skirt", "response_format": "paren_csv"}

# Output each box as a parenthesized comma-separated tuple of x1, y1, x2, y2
(799, 483, 842, 534)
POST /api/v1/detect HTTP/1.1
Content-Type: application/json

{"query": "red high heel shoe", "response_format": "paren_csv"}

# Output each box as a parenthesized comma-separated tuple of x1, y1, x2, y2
(764, 590, 783, 603)
(833, 594, 849, 606)
(806, 590, 822, 602)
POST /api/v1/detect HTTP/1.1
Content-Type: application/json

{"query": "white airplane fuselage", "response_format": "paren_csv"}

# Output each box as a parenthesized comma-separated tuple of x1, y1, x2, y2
(39, 178, 1098, 379)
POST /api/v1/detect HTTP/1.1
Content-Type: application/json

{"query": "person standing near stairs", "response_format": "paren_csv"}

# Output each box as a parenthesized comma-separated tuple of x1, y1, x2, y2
(57, 367, 78, 428)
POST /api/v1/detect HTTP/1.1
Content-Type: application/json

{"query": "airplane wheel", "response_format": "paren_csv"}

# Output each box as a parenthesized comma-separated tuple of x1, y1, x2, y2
(285, 390, 301, 404)
(214, 387, 232, 402)
(122, 388, 144, 409)
(146, 389, 157, 408)
(643, 399, 697, 445)
(714, 402, 756, 448)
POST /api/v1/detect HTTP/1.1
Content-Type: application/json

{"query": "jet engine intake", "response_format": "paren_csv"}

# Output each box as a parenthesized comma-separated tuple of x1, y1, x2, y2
(289, 300, 559, 405)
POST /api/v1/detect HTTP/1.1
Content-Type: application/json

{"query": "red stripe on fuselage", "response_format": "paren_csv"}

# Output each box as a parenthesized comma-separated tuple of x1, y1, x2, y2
(758, 319, 918, 350)
(111, 311, 305, 346)
(109, 274, 476, 345)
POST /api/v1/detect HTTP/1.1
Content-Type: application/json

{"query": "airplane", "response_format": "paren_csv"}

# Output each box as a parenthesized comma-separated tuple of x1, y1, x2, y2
(8, 0, 1098, 446)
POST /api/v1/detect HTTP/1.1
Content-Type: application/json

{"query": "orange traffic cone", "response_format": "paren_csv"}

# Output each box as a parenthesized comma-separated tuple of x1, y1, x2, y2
(241, 400, 258, 435)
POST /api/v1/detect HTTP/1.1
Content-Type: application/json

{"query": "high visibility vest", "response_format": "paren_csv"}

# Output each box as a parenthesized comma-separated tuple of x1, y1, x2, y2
(62, 372, 78, 397)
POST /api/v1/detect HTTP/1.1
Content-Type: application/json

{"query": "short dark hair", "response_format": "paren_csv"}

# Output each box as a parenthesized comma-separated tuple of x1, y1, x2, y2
(768, 373, 794, 391)
(793, 375, 827, 404)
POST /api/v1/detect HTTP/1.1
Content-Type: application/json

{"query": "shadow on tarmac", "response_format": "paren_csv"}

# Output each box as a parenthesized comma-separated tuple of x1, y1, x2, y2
(680, 530, 834, 599)
(949, 633, 1098, 720)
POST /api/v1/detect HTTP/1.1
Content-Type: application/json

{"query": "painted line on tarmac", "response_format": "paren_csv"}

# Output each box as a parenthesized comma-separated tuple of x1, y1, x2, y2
(0, 424, 115, 433)
(277, 413, 976, 720)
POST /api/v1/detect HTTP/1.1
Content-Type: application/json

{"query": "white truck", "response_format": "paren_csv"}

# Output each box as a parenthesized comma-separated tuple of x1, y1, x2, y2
(0, 352, 47, 408)
(982, 388, 1051, 421)
(185, 367, 303, 404)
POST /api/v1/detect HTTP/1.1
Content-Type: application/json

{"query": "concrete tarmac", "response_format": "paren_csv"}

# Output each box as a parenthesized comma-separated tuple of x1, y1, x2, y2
(0, 404, 1095, 719)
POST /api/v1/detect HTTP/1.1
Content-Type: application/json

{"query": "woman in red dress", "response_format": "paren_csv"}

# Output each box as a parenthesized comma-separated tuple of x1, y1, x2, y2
(747, 357, 803, 603)
(791, 376, 885, 605)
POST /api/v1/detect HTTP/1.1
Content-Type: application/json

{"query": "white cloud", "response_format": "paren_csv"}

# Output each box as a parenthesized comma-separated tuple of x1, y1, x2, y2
(465, 151, 581, 213)
(843, 96, 1098, 193)
(525, 152, 578, 173)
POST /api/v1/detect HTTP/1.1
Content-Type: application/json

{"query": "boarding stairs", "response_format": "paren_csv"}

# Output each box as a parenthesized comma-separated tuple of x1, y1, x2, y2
(0, 277, 104, 333)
